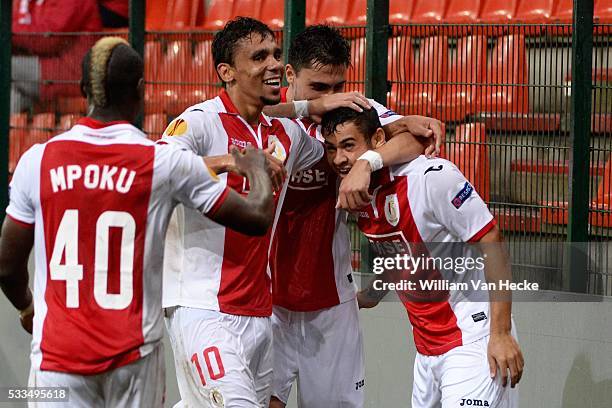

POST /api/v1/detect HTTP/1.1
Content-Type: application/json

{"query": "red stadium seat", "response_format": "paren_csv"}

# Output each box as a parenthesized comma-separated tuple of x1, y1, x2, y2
(389, 0, 415, 25)
(513, 0, 554, 35)
(548, 0, 573, 35)
(144, 41, 164, 113)
(28, 113, 55, 149)
(443, 0, 481, 35)
(315, 0, 351, 25)
(393, 36, 448, 116)
(306, 0, 321, 26)
(479, 0, 519, 34)
(447, 123, 490, 202)
(480, 35, 529, 114)
(59, 114, 80, 131)
(596, 0, 612, 22)
(541, 155, 612, 227)
(143, 114, 168, 140)
(434, 35, 487, 122)
(346, 0, 367, 26)
(165, 0, 199, 29)
(201, 0, 235, 31)
(233, 0, 263, 20)
(57, 97, 87, 114)
(410, 0, 448, 35)
(348, 37, 366, 93)
(9, 113, 28, 173)
(182, 40, 216, 107)
(146, 0, 168, 30)
(148, 41, 192, 114)
(388, 36, 415, 111)
(260, 0, 285, 29)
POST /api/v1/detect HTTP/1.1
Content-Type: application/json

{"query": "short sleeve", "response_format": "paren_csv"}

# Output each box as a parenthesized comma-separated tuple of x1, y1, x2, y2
(167, 147, 230, 216)
(6, 148, 36, 225)
(157, 110, 213, 155)
(424, 161, 495, 242)
(290, 125, 325, 173)
(369, 99, 403, 127)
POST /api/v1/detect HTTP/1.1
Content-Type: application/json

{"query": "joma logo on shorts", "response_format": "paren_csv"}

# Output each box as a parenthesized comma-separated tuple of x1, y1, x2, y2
(459, 398, 489, 406)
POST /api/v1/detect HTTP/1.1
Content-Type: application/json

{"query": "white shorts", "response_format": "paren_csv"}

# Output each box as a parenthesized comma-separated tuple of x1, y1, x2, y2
(165, 306, 273, 408)
(271, 299, 364, 407)
(27, 341, 165, 408)
(412, 334, 518, 408)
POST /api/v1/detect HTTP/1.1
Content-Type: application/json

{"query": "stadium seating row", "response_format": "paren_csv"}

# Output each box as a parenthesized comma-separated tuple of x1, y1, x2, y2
(145, 0, 612, 31)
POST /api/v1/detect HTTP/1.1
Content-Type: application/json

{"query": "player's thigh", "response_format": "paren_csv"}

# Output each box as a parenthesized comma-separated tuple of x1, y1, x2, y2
(166, 307, 261, 407)
(439, 337, 517, 408)
(27, 367, 103, 408)
(297, 300, 365, 408)
(412, 353, 442, 408)
(249, 316, 274, 407)
(105, 342, 166, 408)
(271, 307, 299, 404)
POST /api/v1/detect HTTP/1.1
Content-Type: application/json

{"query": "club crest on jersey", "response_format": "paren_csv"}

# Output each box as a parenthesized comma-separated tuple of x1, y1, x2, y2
(268, 135, 287, 163)
(384, 194, 400, 226)
(210, 388, 224, 407)
(452, 182, 473, 209)
(164, 118, 188, 137)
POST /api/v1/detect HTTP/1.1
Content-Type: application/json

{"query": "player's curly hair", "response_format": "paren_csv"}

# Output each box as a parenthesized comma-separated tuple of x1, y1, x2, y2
(81, 37, 143, 108)
(212, 17, 275, 73)
(288, 25, 351, 73)
(321, 107, 381, 139)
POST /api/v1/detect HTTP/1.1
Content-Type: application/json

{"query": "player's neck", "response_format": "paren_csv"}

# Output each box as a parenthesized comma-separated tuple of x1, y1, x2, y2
(285, 86, 295, 103)
(226, 87, 263, 127)
(88, 106, 136, 124)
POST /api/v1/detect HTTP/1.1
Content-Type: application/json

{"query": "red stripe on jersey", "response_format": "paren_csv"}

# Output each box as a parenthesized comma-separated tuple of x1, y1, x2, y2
(358, 169, 463, 356)
(216, 115, 293, 316)
(39, 140, 154, 374)
(468, 218, 497, 242)
(271, 156, 340, 311)
(206, 187, 230, 217)
(77, 118, 132, 129)
(7, 214, 34, 229)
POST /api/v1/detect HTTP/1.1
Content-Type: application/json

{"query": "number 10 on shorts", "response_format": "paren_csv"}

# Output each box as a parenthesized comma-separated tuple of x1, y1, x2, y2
(191, 347, 226, 386)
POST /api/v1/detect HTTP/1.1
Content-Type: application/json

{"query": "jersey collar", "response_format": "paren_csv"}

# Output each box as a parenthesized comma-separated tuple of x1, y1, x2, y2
(219, 89, 271, 127)
(77, 117, 132, 129)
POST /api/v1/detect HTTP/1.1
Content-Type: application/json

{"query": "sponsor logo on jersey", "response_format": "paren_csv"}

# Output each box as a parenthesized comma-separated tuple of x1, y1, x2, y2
(379, 110, 398, 119)
(288, 168, 328, 190)
(384, 194, 400, 226)
(268, 135, 287, 163)
(452, 182, 473, 209)
(424, 164, 443, 175)
(230, 137, 250, 149)
(459, 398, 489, 406)
(471, 311, 487, 322)
(364, 231, 413, 257)
(164, 118, 187, 137)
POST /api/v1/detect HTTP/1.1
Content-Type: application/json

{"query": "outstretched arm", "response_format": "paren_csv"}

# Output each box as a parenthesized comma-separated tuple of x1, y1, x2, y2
(263, 92, 371, 119)
(207, 147, 275, 236)
(0, 218, 34, 333)
(478, 226, 524, 389)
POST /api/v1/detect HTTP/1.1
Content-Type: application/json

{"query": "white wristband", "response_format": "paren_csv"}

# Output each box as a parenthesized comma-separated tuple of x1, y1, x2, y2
(19, 300, 33, 319)
(357, 150, 383, 172)
(293, 100, 309, 118)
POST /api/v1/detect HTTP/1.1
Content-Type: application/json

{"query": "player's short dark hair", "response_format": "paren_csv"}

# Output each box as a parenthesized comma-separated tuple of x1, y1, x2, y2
(81, 37, 143, 108)
(212, 17, 275, 68)
(288, 25, 351, 73)
(321, 107, 381, 140)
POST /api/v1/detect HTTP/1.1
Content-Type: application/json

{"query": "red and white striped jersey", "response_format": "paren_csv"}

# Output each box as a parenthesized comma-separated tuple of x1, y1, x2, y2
(357, 156, 496, 356)
(271, 88, 403, 311)
(160, 91, 323, 316)
(6, 118, 228, 374)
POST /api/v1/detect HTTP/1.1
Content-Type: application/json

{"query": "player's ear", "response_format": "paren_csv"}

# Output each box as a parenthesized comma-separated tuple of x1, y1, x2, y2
(216, 63, 234, 84)
(285, 64, 296, 85)
(372, 127, 386, 148)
